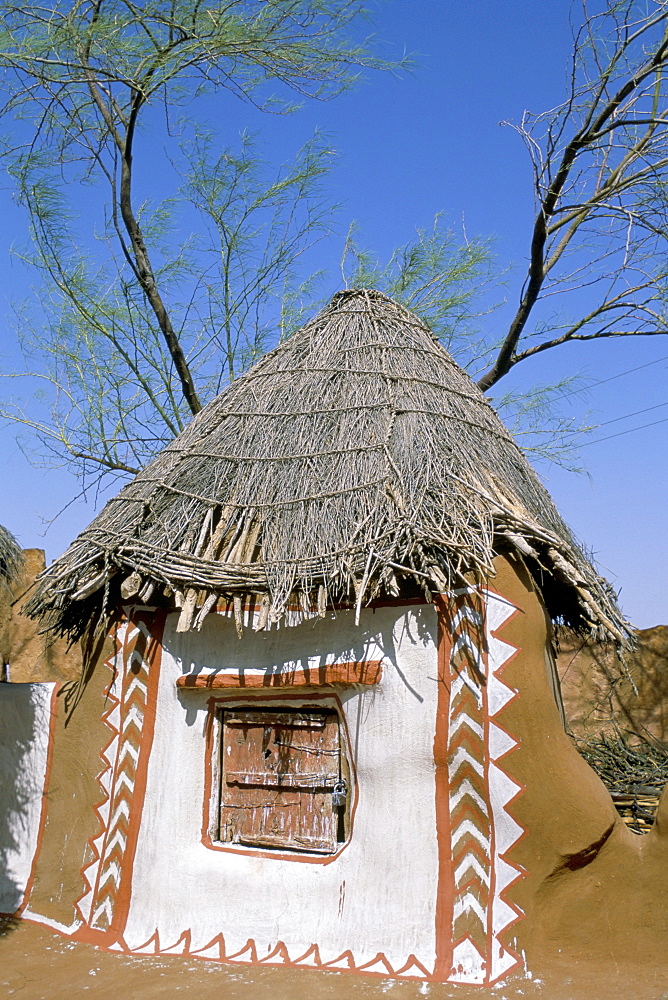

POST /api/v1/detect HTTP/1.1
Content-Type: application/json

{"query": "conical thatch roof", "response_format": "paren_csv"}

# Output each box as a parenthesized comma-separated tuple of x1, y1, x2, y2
(26, 289, 629, 646)
(0, 524, 22, 587)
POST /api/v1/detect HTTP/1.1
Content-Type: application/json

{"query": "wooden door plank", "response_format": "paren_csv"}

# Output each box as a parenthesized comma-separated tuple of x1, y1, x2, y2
(219, 708, 341, 852)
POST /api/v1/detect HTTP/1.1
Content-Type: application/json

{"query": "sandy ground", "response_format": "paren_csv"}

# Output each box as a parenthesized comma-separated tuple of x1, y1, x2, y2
(1, 919, 668, 1000)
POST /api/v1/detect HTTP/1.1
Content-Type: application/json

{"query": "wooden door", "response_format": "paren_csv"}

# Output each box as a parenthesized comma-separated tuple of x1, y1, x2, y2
(219, 709, 341, 853)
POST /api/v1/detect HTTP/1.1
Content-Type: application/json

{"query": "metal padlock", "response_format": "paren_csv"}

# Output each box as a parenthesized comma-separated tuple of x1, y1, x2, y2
(332, 780, 347, 809)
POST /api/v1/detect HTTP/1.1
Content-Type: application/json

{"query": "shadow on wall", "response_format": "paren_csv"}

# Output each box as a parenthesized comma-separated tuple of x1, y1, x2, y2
(171, 603, 437, 729)
(173, 602, 435, 693)
(558, 625, 668, 740)
(0, 684, 51, 919)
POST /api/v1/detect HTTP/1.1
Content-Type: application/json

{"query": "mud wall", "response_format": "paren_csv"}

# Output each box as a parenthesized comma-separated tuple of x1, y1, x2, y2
(0, 549, 81, 684)
(494, 557, 668, 975)
(20, 584, 531, 985)
(13, 562, 668, 985)
(557, 625, 668, 739)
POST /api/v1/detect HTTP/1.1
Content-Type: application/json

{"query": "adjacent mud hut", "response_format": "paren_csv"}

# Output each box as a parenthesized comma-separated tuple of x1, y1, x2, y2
(14, 289, 648, 987)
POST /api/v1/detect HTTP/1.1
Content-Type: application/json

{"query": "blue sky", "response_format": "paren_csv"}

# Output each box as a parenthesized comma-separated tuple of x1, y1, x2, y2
(0, 1, 666, 627)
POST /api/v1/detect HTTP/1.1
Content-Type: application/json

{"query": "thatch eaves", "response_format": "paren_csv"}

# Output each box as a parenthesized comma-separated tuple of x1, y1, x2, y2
(0, 525, 22, 588)
(25, 289, 630, 646)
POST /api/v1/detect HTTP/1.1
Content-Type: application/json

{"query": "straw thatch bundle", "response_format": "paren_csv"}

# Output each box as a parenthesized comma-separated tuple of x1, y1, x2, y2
(25, 289, 629, 646)
(0, 525, 22, 588)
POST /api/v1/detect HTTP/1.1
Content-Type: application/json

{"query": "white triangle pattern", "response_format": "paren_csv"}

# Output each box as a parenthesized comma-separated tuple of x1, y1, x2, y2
(292, 951, 320, 967)
(445, 590, 526, 986)
(494, 854, 523, 897)
(162, 938, 188, 954)
(450, 938, 486, 984)
(78, 615, 151, 934)
(75, 641, 123, 926)
(491, 942, 521, 979)
(488, 763, 524, 856)
(488, 721, 516, 762)
(485, 591, 526, 985)
(191, 941, 224, 960)
(487, 670, 516, 717)
(323, 955, 352, 969)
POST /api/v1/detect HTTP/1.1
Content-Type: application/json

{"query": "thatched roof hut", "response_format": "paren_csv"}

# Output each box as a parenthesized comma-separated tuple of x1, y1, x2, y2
(26, 289, 629, 646)
(0, 524, 22, 588)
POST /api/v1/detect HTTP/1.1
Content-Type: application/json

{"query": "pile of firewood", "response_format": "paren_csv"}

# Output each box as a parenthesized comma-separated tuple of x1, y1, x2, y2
(572, 732, 668, 834)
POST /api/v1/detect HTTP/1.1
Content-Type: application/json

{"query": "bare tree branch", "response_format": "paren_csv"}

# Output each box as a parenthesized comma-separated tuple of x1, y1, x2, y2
(477, 2, 668, 392)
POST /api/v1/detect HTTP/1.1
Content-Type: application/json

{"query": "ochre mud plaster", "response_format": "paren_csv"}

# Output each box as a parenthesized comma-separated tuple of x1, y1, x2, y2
(25, 630, 117, 929)
(493, 554, 668, 972)
(558, 624, 668, 739)
(0, 549, 82, 683)
(5, 918, 668, 1000)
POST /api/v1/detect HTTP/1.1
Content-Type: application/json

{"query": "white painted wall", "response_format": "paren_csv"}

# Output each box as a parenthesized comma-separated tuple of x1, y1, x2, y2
(124, 605, 440, 972)
(0, 682, 54, 913)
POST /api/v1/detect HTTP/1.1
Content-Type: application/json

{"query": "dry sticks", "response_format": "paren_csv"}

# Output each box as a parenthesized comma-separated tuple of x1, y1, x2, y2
(574, 733, 668, 835)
